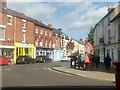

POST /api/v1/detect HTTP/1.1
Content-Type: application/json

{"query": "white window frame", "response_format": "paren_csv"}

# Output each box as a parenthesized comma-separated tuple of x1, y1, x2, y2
(0, 25, 6, 41)
(40, 27, 43, 35)
(40, 38, 43, 47)
(22, 31, 26, 43)
(7, 15, 12, 26)
(35, 26, 38, 34)
(45, 30, 47, 36)
(22, 19, 26, 29)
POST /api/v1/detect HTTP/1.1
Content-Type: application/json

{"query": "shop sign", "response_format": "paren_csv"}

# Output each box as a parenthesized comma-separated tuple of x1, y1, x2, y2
(18, 43, 32, 48)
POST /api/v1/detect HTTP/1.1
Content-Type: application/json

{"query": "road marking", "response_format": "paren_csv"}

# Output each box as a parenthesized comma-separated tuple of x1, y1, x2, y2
(43, 68, 48, 70)
(48, 68, 73, 76)
(5, 68, 11, 71)
(34, 68, 39, 70)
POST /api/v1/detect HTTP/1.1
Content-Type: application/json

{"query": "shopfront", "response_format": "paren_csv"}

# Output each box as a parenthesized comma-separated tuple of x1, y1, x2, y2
(0, 45, 14, 63)
(14, 42, 34, 64)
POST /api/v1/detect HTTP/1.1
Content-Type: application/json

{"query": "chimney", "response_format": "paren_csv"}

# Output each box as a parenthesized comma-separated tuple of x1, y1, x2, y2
(47, 23, 53, 28)
(107, 6, 113, 12)
(0, 0, 7, 8)
(58, 28, 62, 31)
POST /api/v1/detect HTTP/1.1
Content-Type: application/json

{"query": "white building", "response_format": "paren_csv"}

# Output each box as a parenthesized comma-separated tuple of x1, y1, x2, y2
(94, 4, 120, 63)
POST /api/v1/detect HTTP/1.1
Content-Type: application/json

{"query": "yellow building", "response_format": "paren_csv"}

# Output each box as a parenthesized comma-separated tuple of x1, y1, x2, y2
(14, 42, 34, 64)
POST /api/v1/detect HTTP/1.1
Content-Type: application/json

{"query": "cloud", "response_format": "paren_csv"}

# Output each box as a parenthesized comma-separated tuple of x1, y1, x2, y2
(59, 2, 108, 30)
(7, 2, 57, 20)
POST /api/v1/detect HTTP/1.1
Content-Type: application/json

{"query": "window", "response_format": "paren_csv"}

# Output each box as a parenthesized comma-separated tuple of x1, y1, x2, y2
(22, 19, 26, 29)
(45, 30, 47, 36)
(7, 15, 12, 25)
(22, 32, 26, 43)
(108, 29, 111, 43)
(49, 40, 51, 47)
(0, 26, 5, 40)
(35, 26, 38, 33)
(107, 16, 110, 26)
(40, 38, 43, 47)
(118, 25, 120, 41)
(40, 27, 43, 34)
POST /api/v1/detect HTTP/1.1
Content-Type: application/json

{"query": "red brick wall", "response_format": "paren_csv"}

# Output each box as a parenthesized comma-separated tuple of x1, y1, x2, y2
(26, 21, 34, 43)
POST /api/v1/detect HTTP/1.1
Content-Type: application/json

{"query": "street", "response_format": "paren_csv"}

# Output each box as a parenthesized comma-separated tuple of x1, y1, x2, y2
(1, 62, 115, 89)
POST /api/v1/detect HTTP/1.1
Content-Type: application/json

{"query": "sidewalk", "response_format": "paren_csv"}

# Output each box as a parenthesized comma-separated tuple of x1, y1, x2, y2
(51, 64, 115, 82)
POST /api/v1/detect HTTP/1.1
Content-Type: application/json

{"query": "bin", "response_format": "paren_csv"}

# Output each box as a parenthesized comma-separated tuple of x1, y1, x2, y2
(112, 61, 120, 90)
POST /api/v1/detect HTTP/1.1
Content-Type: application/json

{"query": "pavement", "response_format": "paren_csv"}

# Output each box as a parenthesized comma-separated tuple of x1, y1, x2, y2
(51, 63, 115, 82)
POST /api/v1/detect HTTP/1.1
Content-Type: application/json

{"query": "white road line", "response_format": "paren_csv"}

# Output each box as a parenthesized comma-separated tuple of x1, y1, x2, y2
(5, 68, 11, 71)
(43, 68, 48, 70)
(48, 68, 73, 76)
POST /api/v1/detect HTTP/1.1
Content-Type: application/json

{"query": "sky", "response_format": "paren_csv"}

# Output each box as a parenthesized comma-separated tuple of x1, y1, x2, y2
(7, 0, 119, 41)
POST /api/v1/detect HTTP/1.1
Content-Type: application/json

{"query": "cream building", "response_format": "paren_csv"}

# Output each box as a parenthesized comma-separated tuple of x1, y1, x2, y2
(94, 3, 120, 63)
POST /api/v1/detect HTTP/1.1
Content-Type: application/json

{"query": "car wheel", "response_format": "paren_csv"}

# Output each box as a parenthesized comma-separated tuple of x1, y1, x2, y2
(8, 62, 11, 65)
(43, 60, 45, 63)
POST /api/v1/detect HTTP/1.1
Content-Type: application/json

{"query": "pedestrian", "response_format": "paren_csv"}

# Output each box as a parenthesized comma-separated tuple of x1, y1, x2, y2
(104, 54, 112, 71)
(83, 52, 90, 70)
(94, 54, 100, 68)
(79, 53, 84, 70)
(70, 55, 77, 68)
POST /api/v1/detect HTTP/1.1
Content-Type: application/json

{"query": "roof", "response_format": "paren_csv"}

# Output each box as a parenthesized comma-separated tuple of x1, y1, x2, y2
(52, 28, 63, 35)
(0, 7, 51, 29)
(110, 12, 120, 22)
(93, 8, 114, 31)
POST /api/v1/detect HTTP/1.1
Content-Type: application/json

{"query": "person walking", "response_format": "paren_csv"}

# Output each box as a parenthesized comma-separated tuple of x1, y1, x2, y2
(84, 52, 90, 70)
(94, 54, 100, 69)
(104, 54, 112, 71)
(79, 53, 84, 70)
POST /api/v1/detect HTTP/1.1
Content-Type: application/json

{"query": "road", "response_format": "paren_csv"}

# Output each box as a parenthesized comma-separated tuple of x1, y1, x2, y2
(1, 62, 115, 89)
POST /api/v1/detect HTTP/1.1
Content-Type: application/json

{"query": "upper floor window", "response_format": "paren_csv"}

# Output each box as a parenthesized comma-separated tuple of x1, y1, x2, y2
(40, 27, 43, 35)
(45, 30, 47, 36)
(108, 29, 111, 43)
(22, 19, 26, 29)
(107, 16, 110, 26)
(22, 31, 26, 43)
(118, 25, 120, 41)
(7, 15, 12, 25)
(0, 26, 5, 40)
(35, 26, 38, 33)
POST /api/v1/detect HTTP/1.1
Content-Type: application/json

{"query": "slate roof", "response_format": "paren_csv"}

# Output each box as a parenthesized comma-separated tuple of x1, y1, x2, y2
(110, 12, 120, 22)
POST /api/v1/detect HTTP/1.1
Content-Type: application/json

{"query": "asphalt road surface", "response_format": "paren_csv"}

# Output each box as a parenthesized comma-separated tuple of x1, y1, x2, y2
(1, 62, 115, 90)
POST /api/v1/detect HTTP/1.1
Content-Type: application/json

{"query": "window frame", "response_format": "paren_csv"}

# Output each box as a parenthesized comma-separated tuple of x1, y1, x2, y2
(7, 15, 12, 26)
(0, 25, 6, 41)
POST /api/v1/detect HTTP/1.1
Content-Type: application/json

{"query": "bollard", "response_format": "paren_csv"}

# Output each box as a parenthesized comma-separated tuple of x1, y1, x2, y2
(112, 61, 120, 90)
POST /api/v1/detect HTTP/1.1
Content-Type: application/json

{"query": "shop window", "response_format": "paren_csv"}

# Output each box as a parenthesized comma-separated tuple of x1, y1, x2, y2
(25, 48, 28, 55)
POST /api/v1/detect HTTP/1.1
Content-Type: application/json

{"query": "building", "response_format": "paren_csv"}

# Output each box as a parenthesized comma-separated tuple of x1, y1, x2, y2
(33, 20, 53, 59)
(93, 3, 120, 63)
(52, 28, 63, 61)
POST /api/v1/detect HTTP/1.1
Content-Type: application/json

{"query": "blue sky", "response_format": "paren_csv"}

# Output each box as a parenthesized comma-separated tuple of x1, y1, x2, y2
(7, 0, 119, 41)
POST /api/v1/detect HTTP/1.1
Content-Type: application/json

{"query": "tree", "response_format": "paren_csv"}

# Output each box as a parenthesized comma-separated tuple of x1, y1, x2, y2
(66, 41, 75, 54)
(88, 27, 94, 45)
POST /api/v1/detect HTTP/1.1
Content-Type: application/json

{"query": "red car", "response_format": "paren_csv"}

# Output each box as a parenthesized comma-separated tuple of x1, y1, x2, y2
(0, 56, 11, 65)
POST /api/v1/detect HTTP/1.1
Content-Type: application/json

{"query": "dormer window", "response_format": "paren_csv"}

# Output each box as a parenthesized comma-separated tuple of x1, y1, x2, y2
(7, 15, 12, 25)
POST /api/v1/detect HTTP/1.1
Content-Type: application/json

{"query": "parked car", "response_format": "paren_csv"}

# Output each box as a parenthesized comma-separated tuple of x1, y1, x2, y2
(35, 56, 52, 63)
(16, 55, 35, 64)
(0, 55, 11, 65)
(61, 56, 71, 62)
